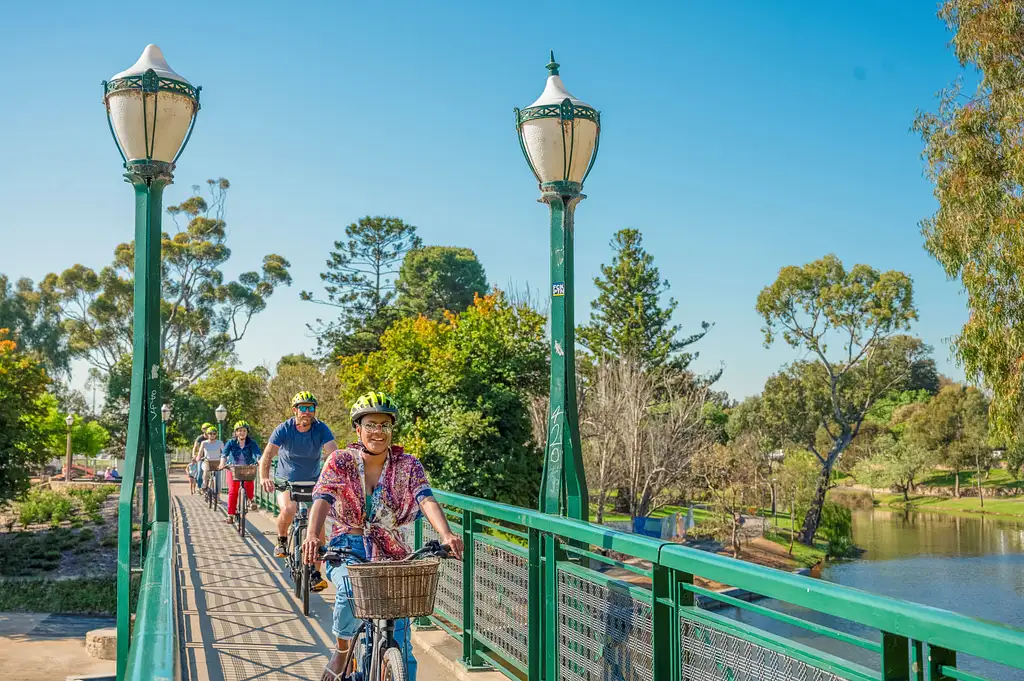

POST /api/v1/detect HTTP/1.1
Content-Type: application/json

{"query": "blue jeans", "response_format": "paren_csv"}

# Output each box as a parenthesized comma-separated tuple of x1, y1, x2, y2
(325, 534, 417, 681)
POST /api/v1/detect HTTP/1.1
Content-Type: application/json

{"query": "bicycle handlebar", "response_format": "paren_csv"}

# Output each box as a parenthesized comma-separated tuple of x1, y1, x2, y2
(319, 539, 451, 566)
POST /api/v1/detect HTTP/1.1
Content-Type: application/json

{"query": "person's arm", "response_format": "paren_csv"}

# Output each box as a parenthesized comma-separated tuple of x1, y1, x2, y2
(318, 423, 338, 462)
(259, 442, 280, 493)
(419, 496, 463, 559)
(302, 498, 331, 564)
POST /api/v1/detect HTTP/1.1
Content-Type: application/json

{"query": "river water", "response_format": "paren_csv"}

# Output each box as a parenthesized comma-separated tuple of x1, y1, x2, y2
(727, 509, 1024, 680)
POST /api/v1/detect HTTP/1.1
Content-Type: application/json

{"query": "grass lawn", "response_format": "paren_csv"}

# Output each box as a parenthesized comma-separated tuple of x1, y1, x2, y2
(588, 504, 717, 525)
(763, 530, 827, 568)
(875, 492, 1024, 519)
(916, 467, 1023, 491)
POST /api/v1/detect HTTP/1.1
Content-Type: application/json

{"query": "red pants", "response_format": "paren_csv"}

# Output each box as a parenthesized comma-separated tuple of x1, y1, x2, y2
(226, 470, 255, 516)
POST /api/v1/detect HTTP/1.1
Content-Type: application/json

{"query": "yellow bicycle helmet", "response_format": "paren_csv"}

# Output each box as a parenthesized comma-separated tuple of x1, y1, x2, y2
(350, 391, 399, 426)
(291, 391, 318, 407)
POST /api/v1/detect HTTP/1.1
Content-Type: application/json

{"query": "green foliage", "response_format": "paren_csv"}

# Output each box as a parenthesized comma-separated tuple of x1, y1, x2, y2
(578, 228, 710, 371)
(0, 334, 52, 505)
(191, 364, 269, 437)
(0, 577, 117, 615)
(818, 502, 855, 558)
(42, 177, 291, 391)
(340, 291, 547, 506)
(756, 254, 923, 543)
(701, 402, 730, 445)
(395, 246, 488, 320)
(14, 486, 114, 528)
(301, 216, 422, 358)
(854, 433, 934, 500)
(865, 390, 932, 426)
(915, 1, 1024, 432)
(36, 394, 110, 458)
(907, 384, 989, 495)
(261, 361, 347, 438)
(0, 274, 67, 375)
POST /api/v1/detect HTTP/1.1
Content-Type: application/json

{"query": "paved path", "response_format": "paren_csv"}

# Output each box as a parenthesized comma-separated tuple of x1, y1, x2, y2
(173, 479, 444, 681)
(0, 612, 115, 681)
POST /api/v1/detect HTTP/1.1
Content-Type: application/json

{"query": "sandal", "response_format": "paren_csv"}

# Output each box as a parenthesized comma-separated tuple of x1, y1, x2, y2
(320, 650, 350, 681)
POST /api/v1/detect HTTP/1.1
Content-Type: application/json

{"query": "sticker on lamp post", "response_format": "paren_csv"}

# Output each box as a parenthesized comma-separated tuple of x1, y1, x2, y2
(552, 282, 566, 297)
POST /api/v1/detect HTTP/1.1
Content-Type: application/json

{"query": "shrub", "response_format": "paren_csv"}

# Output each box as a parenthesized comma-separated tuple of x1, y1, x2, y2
(819, 502, 856, 558)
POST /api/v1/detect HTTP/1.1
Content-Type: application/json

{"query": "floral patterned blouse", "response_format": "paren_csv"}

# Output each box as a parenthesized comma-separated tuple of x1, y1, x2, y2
(312, 443, 433, 560)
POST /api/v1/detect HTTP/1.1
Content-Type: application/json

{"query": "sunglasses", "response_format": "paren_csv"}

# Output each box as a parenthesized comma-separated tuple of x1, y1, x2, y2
(296, 405, 316, 413)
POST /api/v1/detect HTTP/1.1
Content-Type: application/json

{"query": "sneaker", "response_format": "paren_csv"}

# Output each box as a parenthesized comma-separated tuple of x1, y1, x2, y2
(275, 539, 288, 558)
(310, 571, 329, 592)
(249, 500, 258, 512)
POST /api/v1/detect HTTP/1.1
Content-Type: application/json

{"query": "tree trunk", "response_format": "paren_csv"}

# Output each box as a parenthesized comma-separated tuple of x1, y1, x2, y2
(731, 513, 740, 558)
(976, 454, 984, 509)
(788, 498, 795, 556)
(902, 485, 909, 502)
(797, 457, 836, 545)
(596, 488, 607, 524)
(954, 467, 961, 498)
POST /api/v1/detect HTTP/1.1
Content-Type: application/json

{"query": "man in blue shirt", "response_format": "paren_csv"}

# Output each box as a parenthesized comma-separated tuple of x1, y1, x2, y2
(259, 390, 339, 591)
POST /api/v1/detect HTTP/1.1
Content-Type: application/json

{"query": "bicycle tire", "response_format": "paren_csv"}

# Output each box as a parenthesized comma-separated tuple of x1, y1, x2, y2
(239, 488, 247, 539)
(290, 533, 302, 598)
(380, 646, 407, 681)
(301, 563, 310, 615)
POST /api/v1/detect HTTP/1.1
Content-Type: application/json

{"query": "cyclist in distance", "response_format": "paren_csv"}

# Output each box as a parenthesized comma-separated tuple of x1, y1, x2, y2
(259, 390, 338, 591)
(223, 420, 261, 524)
(192, 422, 214, 490)
(302, 391, 464, 681)
(199, 424, 225, 492)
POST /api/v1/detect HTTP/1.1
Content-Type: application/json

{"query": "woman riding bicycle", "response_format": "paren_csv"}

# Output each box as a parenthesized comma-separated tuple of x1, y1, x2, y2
(302, 391, 464, 681)
(223, 420, 261, 524)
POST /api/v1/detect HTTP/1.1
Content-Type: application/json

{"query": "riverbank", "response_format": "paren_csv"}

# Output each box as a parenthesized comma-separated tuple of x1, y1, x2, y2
(871, 492, 1024, 520)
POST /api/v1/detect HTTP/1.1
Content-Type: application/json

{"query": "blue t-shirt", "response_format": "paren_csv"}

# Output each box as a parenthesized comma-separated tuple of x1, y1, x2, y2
(268, 418, 335, 482)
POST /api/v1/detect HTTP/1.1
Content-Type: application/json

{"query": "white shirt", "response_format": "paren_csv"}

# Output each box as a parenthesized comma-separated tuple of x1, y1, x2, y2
(201, 440, 224, 470)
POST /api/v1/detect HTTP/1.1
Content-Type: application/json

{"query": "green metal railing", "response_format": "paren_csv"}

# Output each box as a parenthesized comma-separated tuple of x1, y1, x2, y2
(148, 459, 1024, 681)
(116, 443, 177, 681)
(415, 490, 1024, 681)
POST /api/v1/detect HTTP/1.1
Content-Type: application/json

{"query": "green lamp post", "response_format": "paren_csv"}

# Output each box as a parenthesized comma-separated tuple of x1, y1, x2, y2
(515, 52, 600, 520)
(103, 44, 200, 680)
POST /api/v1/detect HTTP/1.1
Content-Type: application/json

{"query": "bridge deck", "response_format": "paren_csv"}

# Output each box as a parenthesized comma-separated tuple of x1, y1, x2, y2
(172, 480, 444, 681)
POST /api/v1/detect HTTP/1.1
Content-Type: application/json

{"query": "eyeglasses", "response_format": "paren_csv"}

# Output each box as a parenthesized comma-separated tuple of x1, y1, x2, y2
(296, 405, 316, 413)
(360, 423, 394, 434)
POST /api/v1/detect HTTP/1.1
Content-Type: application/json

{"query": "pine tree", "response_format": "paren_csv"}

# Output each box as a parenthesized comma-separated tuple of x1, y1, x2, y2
(577, 228, 709, 370)
(301, 216, 422, 358)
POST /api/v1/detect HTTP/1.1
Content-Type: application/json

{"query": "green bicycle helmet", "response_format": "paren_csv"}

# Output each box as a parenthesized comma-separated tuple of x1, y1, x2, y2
(291, 390, 318, 407)
(232, 420, 251, 431)
(350, 391, 399, 426)
(201, 422, 214, 431)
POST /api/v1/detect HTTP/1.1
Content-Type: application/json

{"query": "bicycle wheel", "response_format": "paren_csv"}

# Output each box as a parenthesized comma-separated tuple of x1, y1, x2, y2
(380, 646, 407, 681)
(290, 533, 302, 598)
(238, 487, 247, 539)
(301, 563, 310, 615)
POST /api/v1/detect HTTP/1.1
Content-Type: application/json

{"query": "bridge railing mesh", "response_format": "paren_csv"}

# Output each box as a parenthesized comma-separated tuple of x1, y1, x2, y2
(416, 490, 1024, 681)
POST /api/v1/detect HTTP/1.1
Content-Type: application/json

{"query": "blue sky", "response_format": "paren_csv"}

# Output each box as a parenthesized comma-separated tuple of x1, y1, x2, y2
(0, 1, 967, 401)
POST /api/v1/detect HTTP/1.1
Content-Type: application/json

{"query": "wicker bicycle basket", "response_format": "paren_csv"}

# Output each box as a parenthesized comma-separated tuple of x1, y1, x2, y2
(231, 464, 258, 481)
(346, 558, 441, 620)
